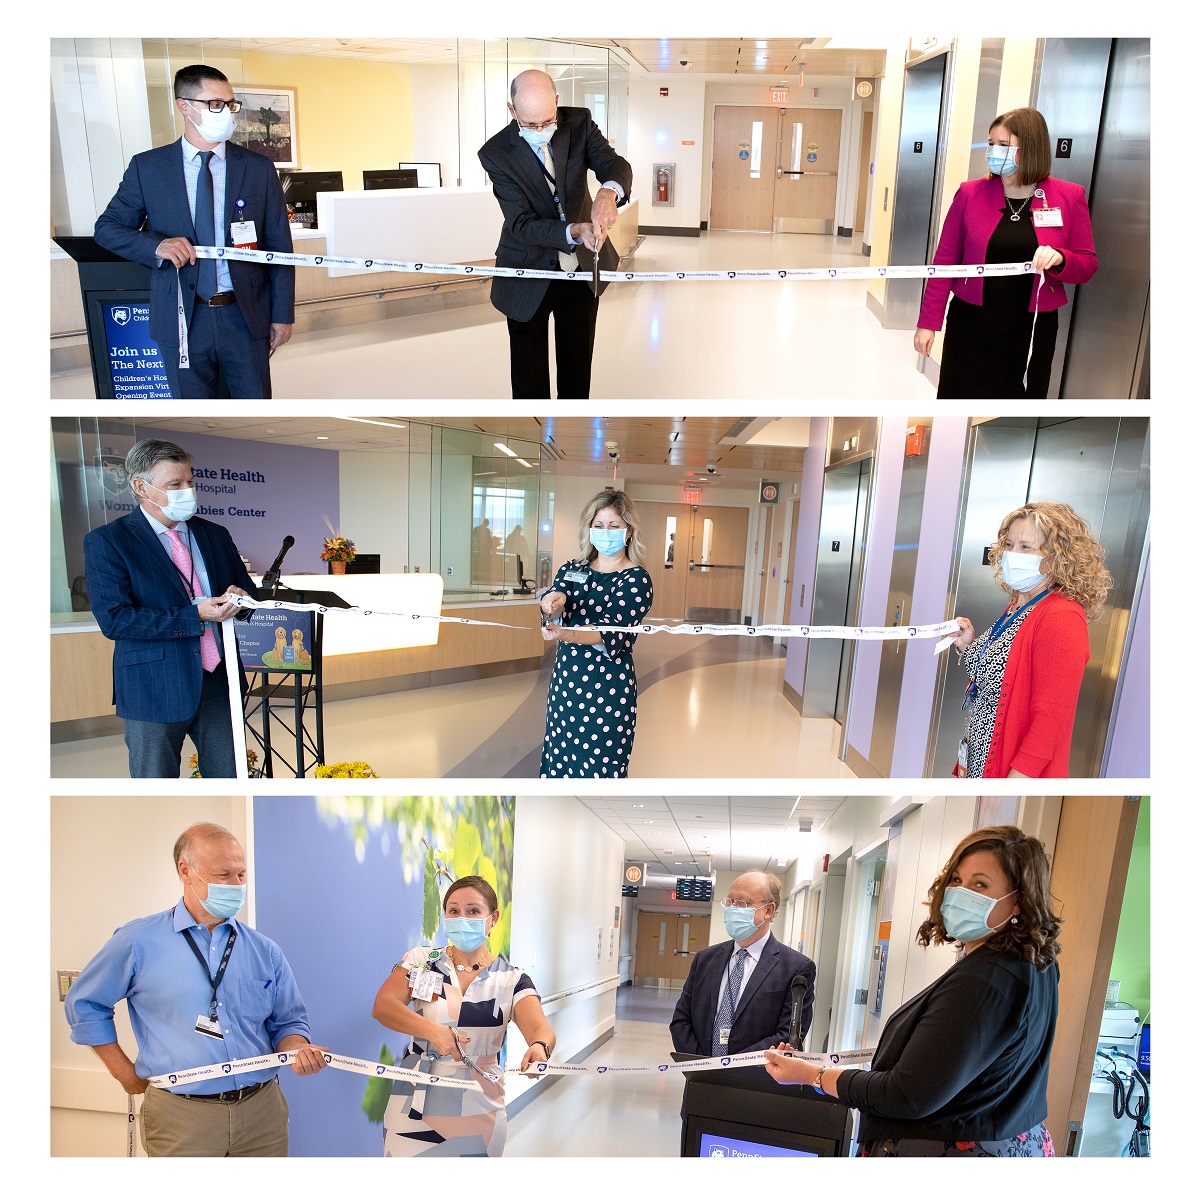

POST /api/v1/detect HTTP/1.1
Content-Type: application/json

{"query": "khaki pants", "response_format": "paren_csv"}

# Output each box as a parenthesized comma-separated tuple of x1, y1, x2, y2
(141, 1078, 289, 1157)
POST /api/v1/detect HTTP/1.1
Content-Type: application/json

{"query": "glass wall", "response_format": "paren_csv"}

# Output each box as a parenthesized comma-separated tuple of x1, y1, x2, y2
(50, 418, 551, 625)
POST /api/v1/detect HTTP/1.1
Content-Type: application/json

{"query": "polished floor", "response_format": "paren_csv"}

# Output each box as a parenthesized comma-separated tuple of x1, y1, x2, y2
(50, 632, 858, 779)
(50, 231, 934, 400)
(507, 984, 685, 1157)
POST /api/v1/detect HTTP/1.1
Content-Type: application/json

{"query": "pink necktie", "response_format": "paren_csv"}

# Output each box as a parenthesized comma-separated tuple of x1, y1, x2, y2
(165, 529, 221, 672)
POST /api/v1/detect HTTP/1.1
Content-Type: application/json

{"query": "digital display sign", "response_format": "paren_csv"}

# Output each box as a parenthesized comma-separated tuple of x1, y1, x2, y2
(699, 1134, 818, 1159)
(676, 876, 713, 901)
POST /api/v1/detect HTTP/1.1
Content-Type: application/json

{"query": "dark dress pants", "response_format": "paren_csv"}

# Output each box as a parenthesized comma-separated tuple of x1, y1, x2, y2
(507, 278, 599, 399)
(164, 301, 272, 399)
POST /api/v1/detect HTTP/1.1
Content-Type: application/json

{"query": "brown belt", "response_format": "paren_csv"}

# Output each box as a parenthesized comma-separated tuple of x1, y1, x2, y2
(197, 292, 237, 307)
(177, 1079, 270, 1103)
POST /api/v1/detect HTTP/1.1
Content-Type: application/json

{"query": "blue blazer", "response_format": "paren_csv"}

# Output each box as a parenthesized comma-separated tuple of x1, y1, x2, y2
(93, 138, 294, 348)
(670, 933, 816, 1056)
(83, 510, 257, 723)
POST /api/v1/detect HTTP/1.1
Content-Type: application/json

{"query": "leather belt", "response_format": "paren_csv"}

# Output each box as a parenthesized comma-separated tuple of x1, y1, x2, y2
(197, 292, 237, 307)
(178, 1079, 270, 1103)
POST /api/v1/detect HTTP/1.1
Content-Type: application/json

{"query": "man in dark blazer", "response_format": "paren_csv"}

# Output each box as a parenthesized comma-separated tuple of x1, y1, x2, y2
(671, 871, 816, 1058)
(94, 64, 294, 398)
(478, 69, 633, 399)
(83, 439, 257, 778)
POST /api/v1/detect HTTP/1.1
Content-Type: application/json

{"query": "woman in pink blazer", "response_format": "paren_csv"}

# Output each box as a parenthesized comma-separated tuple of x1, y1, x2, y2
(915, 108, 1098, 399)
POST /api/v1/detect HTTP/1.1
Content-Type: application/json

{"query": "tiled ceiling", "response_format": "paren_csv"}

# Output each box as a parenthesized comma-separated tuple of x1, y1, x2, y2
(108, 416, 811, 489)
(576, 795, 847, 876)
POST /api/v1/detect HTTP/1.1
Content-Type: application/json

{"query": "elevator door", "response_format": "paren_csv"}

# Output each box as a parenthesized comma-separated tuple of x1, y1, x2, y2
(926, 416, 1150, 776)
(802, 458, 871, 721)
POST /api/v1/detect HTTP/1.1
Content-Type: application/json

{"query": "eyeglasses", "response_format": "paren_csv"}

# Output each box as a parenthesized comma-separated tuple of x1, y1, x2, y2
(180, 97, 243, 114)
(721, 898, 767, 910)
(515, 112, 558, 132)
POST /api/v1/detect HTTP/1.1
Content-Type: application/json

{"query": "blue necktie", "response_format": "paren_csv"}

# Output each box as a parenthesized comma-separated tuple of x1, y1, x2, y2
(712, 947, 748, 1055)
(195, 150, 217, 300)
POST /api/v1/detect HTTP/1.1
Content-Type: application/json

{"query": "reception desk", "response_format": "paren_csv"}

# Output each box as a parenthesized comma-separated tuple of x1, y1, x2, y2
(50, 579, 544, 734)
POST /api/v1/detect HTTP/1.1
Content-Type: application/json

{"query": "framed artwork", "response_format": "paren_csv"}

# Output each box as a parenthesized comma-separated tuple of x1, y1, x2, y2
(232, 86, 298, 168)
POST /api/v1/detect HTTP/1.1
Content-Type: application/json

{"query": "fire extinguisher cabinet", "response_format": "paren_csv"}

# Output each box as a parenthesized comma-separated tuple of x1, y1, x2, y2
(652, 162, 675, 207)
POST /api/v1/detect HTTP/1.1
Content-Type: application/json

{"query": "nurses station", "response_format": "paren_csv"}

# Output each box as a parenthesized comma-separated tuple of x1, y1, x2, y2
(50, 794, 1150, 1158)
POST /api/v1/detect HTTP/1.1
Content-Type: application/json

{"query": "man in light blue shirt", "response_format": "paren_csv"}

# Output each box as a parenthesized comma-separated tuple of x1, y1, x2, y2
(65, 823, 327, 1156)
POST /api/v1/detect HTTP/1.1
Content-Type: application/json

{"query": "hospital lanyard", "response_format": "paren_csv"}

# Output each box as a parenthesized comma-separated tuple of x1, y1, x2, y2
(533, 153, 568, 224)
(181, 920, 238, 1023)
(962, 589, 1051, 708)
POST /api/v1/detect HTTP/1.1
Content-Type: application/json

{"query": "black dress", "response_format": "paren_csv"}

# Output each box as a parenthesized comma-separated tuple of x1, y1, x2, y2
(539, 561, 653, 778)
(937, 198, 1059, 400)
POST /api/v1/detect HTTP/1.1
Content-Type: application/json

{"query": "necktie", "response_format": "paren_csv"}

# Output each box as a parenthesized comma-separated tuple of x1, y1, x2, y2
(165, 529, 221, 672)
(712, 947, 749, 1055)
(541, 144, 579, 273)
(195, 150, 218, 300)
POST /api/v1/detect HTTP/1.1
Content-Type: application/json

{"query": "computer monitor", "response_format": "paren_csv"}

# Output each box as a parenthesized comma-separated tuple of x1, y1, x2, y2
(363, 169, 419, 191)
(343, 553, 381, 575)
(399, 161, 443, 188)
(278, 170, 344, 227)
(1137, 1021, 1150, 1078)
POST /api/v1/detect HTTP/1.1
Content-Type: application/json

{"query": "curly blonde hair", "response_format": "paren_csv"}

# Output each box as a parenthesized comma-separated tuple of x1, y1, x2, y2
(989, 501, 1112, 620)
(577, 489, 647, 566)
(917, 825, 1062, 971)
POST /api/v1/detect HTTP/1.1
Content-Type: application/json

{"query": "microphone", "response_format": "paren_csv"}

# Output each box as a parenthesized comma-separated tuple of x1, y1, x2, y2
(788, 973, 809, 1050)
(262, 535, 295, 596)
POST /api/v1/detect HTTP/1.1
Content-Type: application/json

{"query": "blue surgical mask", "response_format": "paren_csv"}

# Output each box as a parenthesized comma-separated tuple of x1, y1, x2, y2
(722, 904, 764, 942)
(1001, 551, 1046, 593)
(518, 123, 556, 149)
(590, 528, 627, 558)
(444, 917, 489, 952)
(190, 873, 247, 919)
(986, 145, 1018, 177)
(940, 885, 1016, 944)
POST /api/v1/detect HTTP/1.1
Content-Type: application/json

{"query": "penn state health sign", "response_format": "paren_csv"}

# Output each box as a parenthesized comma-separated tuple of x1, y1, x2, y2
(102, 302, 172, 398)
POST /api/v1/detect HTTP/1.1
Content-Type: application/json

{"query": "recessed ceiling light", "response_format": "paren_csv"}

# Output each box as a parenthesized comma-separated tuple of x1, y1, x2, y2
(316, 435, 329, 441)
(494, 442, 518, 458)
(631, 803, 645, 808)
(337, 417, 407, 430)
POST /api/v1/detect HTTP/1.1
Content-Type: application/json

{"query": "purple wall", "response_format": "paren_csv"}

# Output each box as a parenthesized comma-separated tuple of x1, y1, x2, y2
(843, 416, 907, 761)
(96, 423, 339, 574)
(890, 416, 969, 776)
(784, 419, 829, 697)
(1102, 549, 1150, 776)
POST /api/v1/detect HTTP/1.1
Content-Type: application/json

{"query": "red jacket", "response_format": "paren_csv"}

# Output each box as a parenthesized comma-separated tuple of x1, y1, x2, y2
(981, 592, 1090, 778)
(918, 175, 1099, 332)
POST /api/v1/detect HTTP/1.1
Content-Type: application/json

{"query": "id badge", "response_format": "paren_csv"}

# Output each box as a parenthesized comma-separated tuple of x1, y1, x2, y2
(956, 738, 969, 772)
(717, 1027, 730, 1048)
(230, 220, 258, 248)
(1032, 208, 1063, 228)
(407, 968, 442, 1002)
(195, 1014, 224, 1040)
(563, 570, 588, 583)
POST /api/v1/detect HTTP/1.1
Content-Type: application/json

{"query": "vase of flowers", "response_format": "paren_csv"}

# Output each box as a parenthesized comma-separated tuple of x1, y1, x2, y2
(321, 535, 356, 575)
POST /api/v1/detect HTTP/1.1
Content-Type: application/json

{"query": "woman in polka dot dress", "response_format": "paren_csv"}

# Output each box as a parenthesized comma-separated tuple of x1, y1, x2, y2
(539, 489, 653, 778)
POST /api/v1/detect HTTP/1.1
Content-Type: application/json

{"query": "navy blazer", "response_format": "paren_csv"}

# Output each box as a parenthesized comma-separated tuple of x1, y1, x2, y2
(94, 138, 294, 348)
(478, 107, 633, 322)
(670, 933, 816, 1056)
(83, 510, 257, 723)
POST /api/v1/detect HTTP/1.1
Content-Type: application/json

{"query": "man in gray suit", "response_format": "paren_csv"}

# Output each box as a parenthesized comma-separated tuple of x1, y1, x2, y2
(94, 64, 294, 398)
(478, 69, 633, 399)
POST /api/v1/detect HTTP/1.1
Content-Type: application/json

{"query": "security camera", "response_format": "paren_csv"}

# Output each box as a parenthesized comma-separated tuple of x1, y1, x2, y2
(706, 463, 716, 474)
(608, 449, 620, 460)
(679, 59, 689, 66)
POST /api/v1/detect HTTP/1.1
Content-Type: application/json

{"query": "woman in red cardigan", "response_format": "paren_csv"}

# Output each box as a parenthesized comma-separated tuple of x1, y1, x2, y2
(952, 502, 1111, 778)
(915, 107, 1099, 399)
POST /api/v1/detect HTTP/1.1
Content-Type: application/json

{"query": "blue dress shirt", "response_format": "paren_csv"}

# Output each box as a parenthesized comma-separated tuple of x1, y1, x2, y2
(180, 137, 233, 293)
(65, 902, 312, 1094)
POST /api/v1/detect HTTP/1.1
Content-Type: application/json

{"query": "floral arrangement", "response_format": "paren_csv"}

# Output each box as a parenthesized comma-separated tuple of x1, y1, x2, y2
(320, 535, 356, 564)
(314, 760, 379, 778)
(189, 748, 259, 778)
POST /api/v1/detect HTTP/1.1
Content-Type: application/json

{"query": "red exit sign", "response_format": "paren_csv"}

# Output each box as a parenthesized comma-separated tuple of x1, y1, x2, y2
(684, 489, 703, 503)
(771, 87, 790, 104)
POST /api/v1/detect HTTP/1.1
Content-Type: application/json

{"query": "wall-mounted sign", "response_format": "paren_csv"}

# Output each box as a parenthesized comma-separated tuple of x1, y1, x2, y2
(684, 489, 703, 504)
(759, 481, 780, 504)
(625, 864, 643, 883)
(770, 87, 789, 104)
(855, 78, 875, 100)
(660, 87, 669, 97)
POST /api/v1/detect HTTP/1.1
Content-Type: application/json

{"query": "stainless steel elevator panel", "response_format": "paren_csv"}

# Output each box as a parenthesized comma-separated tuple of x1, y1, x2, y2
(868, 418, 933, 775)
(926, 416, 1150, 777)
(883, 48, 951, 328)
(803, 459, 871, 720)
(1058, 40, 1151, 398)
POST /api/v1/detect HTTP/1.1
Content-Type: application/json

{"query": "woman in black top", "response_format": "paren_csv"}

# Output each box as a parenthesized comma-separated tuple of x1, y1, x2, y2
(765, 825, 1061, 1157)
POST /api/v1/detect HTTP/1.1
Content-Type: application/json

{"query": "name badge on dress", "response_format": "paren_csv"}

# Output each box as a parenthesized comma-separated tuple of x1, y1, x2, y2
(194, 1013, 225, 1040)
(408, 967, 443, 1001)
(717, 1027, 731, 1047)
(563, 571, 589, 583)
(1032, 208, 1063, 228)
(230, 220, 258, 248)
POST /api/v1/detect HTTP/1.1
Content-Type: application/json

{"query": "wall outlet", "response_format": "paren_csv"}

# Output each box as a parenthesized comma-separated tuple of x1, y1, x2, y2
(57, 969, 79, 1001)
(446, 565, 453, 575)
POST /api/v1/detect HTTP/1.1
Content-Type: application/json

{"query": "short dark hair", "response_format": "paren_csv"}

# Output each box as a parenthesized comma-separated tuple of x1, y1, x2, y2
(917, 824, 1062, 970)
(174, 64, 230, 99)
(443, 874, 500, 914)
(126, 438, 191, 489)
(990, 107, 1052, 186)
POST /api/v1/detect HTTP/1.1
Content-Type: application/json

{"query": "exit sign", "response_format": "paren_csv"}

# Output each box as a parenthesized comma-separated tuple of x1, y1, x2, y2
(684, 489, 703, 503)
(771, 87, 789, 103)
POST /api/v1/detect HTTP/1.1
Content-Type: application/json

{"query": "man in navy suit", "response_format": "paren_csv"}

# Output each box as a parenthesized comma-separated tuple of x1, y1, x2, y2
(94, 64, 294, 398)
(670, 871, 816, 1058)
(83, 439, 257, 778)
(478, 69, 633, 399)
